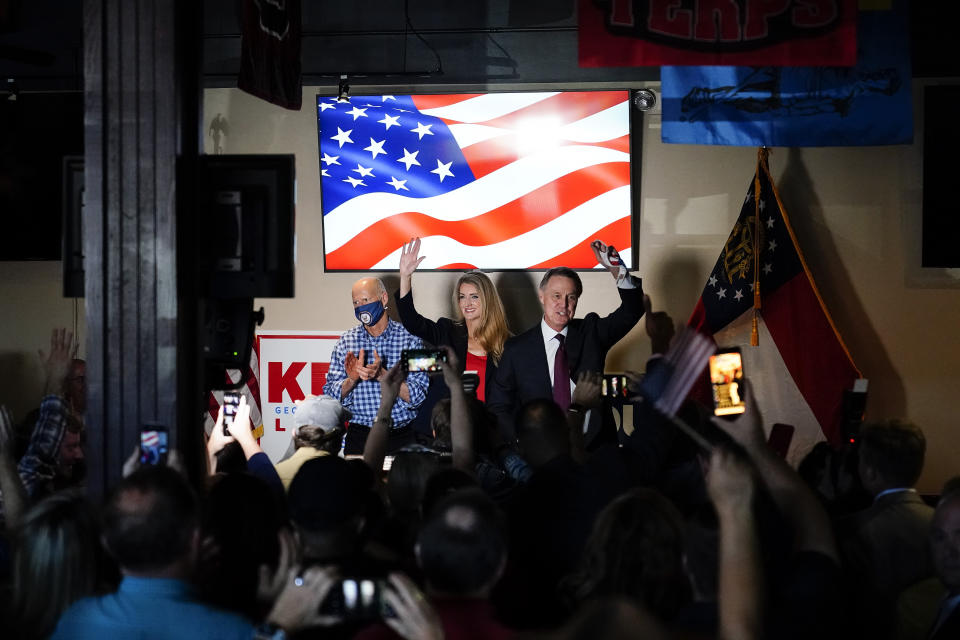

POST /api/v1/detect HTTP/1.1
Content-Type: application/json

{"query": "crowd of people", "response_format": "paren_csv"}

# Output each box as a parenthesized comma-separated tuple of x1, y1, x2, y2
(0, 239, 958, 640)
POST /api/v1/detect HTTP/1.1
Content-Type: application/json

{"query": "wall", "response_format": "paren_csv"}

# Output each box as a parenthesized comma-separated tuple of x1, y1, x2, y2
(0, 262, 85, 421)
(202, 83, 960, 492)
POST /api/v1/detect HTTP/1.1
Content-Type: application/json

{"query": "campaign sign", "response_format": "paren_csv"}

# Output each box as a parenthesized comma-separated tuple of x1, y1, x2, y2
(258, 331, 343, 462)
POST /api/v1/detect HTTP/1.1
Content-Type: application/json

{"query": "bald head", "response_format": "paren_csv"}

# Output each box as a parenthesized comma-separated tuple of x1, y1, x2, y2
(351, 277, 389, 332)
(352, 277, 386, 300)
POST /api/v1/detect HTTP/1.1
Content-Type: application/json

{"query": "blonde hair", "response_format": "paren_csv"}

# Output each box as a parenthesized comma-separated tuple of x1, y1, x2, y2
(12, 492, 107, 639)
(453, 271, 511, 363)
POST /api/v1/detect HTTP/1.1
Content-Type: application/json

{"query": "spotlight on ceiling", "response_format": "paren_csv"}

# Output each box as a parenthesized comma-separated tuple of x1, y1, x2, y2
(337, 75, 350, 103)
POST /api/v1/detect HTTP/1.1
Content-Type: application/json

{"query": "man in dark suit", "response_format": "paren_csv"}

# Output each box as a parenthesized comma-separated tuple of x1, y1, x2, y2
(927, 489, 960, 639)
(487, 241, 643, 448)
(837, 419, 935, 639)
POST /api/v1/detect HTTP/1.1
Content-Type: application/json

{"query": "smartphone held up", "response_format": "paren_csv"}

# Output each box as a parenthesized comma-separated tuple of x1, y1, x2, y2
(401, 348, 447, 373)
(139, 427, 168, 465)
(601, 374, 629, 399)
(320, 577, 391, 621)
(709, 348, 746, 417)
(222, 391, 241, 436)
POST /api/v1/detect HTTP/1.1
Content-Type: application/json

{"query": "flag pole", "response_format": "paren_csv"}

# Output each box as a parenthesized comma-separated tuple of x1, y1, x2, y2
(751, 147, 766, 346)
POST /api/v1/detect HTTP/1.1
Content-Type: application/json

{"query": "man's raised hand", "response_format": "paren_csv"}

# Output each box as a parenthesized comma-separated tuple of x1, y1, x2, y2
(590, 240, 627, 280)
(39, 327, 77, 395)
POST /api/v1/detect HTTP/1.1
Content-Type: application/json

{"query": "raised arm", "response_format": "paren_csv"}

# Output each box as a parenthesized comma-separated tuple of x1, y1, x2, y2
(396, 237, 449, 348)
(707, 445, 763, 640)
(589, 241, 646, 349)
(398, 237, 426, 298)
(0, 406, 27, 529)
(438, 345, 473, 471)
(363, 362, 404, 472)
(225, 396, 285, 498)
(712, 379, 839, 562)
(18, 329, 76, 500)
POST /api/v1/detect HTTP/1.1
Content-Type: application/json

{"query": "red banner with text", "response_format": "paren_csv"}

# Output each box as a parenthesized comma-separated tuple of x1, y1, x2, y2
(579, 0, 857, 67)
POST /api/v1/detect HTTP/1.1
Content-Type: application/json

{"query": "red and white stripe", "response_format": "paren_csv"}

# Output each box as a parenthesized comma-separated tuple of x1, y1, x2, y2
(205, 339, 263, 435)
(323, 91, 632, 270)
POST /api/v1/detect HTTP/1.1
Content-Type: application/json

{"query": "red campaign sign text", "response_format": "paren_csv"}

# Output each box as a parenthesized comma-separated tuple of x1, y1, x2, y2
(267, 362, 330, 403)
(579, 0, 857, 67)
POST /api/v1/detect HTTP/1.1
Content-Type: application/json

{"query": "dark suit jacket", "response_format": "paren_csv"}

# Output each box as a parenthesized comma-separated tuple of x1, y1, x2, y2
(840, 490, 936, 598)
(487, 280, 644, 445)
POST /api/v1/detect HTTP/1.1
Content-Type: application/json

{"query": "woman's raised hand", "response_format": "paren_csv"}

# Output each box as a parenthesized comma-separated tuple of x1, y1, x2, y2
(399, 237, 427, 297)
(399, 237, 426, 278)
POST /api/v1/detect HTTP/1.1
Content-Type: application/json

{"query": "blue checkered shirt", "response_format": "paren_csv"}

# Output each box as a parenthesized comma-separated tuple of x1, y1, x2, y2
(323, 319, 428, 428)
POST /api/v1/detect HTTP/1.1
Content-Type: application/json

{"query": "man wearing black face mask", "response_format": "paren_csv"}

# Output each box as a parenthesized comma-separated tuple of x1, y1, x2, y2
(323, 277, 429, 455)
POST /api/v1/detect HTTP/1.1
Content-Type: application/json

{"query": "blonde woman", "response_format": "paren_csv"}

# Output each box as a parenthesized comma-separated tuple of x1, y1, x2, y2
(396, 237, 510, 401)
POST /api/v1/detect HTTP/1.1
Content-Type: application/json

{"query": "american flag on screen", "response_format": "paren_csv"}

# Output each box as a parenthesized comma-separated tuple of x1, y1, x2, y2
(317, 91, 633, 270)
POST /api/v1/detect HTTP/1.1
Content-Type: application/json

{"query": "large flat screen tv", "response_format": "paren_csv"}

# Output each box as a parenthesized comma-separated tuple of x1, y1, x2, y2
(317, 90, 636, 271)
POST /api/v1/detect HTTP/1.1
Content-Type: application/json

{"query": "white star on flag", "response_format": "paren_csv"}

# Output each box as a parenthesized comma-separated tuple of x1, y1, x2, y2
(769, 239, 777, 251)
(343, 176, 366, 188)
(382, 95, 397, 101)
(364, 138, 387, 159)
(717, 287, 726, 299)
(708, 275, 718, 287)
(321, 153, 340, 166)
(397, 148, 421, 171)
(734, 289, 743, 301)
(321, 169, 330, 177)
(379, 114, 401, 130)
(744, 191, 752, 204)
(319, 102, 336, 112)
(759, 199, 767, 211)
(394, 107, 410, 113)
(411, 122, 434, 140)
(331, 127, 353, 148)
(431, 159, 454, 182)
(763, 263, 773, 274)
(353, 164, 375, 178)
(386, 176, 409, 191)
(345, 106, 368, 120)
(766, 217, 775, 229)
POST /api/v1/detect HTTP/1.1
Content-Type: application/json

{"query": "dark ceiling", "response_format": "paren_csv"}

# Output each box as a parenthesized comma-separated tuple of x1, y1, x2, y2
(1, 1, 957, 97)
